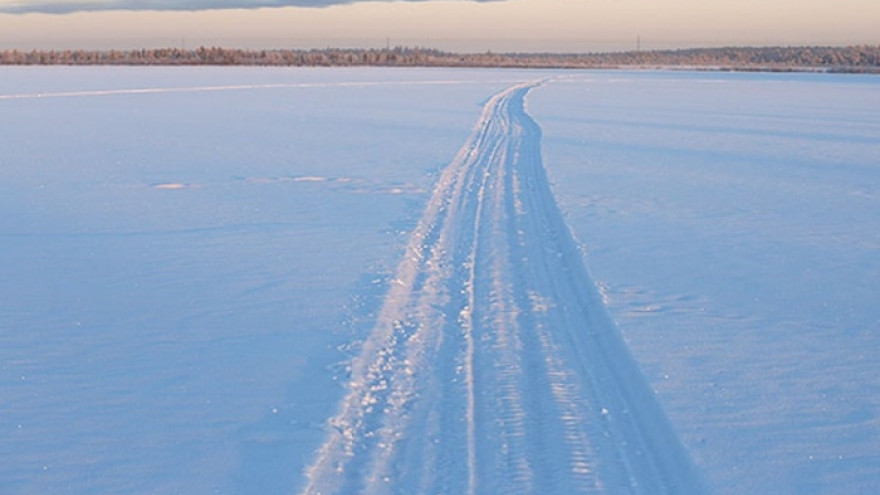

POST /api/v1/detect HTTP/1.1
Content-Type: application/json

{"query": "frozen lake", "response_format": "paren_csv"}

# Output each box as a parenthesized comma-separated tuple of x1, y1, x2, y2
(1, 67, 878, 494)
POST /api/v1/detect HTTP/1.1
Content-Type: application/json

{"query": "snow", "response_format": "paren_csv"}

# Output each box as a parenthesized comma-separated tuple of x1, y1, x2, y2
(1, 66, 878, 494)
(528, 71, 880, 495)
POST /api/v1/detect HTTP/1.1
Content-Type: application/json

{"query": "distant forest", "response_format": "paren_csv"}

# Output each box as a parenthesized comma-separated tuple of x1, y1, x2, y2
(2, 45, 879, 72)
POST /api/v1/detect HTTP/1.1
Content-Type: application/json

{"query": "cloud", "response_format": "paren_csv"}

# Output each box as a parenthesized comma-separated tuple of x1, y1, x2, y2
(0, 0, 502, 15)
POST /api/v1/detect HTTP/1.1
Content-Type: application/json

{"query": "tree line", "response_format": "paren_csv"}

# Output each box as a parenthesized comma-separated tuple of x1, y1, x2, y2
(1, 45, 878, 72)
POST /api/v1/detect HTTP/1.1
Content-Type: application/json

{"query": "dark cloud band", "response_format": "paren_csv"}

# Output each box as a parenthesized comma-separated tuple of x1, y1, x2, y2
(1, 0, 501, 15)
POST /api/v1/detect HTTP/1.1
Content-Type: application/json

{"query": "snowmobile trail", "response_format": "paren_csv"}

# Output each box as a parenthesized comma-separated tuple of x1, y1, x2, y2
(300, 82, 709, 495)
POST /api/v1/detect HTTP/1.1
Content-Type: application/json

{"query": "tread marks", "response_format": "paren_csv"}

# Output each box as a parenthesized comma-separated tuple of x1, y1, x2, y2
(300, 83, 709, 495)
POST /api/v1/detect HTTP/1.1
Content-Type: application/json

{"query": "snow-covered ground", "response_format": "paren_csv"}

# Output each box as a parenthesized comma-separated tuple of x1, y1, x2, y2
(528, 71, 880, 495)
(1, 67, 878, 494)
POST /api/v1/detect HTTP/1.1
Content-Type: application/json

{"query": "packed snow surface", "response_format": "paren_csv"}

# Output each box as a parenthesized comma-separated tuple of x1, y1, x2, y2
(1, 67, 878, 495)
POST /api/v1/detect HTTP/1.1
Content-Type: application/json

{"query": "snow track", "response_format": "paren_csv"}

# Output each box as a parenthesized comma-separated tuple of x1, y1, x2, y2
(301, 82, 709, 495)
(0, 79, 523, 100)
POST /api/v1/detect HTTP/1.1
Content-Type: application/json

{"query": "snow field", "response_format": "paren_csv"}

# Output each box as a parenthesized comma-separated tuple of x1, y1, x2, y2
(1, 67, 877, 495)
(529, 71, 880, 495)
(0, 67, 531, 494)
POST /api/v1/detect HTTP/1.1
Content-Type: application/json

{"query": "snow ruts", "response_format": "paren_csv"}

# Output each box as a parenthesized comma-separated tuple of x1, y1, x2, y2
(300, 82, 710, 495)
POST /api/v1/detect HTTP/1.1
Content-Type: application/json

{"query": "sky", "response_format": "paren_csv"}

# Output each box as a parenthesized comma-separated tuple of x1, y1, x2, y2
(0, 0, 878, 53)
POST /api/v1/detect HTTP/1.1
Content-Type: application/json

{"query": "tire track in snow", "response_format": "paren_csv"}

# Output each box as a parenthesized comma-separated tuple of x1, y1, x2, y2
(0, 79, 525, 100)
(300, 82, 710, 495)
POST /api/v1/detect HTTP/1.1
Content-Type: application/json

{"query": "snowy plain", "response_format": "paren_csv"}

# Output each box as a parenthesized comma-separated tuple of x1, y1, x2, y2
(1, 67, 878, 495)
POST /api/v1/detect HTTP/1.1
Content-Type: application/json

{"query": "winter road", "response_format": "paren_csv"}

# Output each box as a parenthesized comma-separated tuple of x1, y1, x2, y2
(300, 82, 709, 495)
